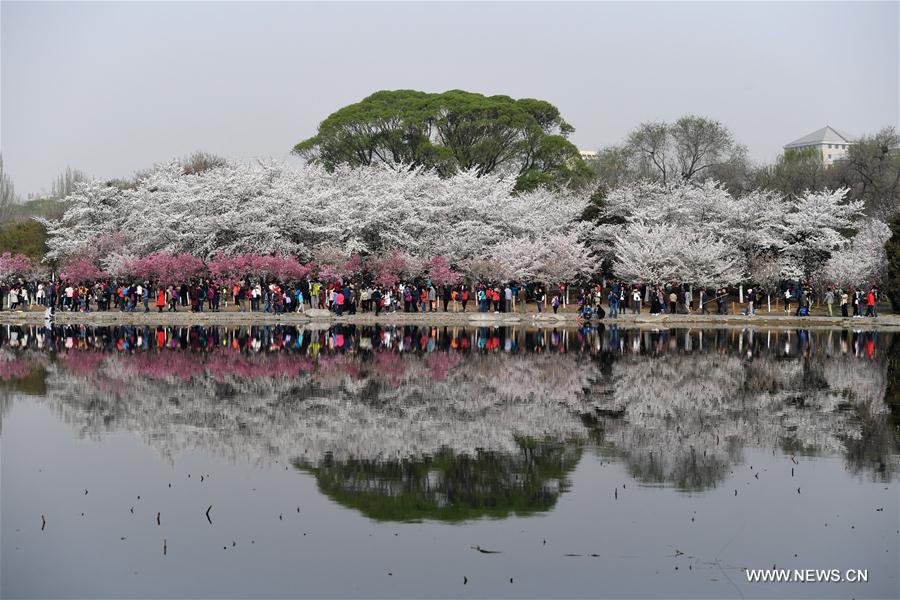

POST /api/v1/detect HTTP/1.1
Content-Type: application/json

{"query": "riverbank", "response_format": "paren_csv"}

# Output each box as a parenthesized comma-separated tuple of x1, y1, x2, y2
(0, 307, 897, 330)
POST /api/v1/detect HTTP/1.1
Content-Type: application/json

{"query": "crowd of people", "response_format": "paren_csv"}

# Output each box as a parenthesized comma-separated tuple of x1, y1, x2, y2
(0, 276, 884, 319)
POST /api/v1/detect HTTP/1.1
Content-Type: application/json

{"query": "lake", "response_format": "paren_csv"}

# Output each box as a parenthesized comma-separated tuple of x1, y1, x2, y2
(1, 324, 898, 599)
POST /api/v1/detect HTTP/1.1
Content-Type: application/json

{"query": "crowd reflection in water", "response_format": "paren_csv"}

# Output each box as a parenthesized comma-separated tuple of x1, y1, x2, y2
(0, 324, 897, 521)
(0, 323, 890, 360)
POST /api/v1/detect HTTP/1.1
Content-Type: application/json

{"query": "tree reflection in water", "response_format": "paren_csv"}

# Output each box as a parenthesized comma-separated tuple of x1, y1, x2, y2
(294, 439, 582, 522)
(0, 324, 896, 519)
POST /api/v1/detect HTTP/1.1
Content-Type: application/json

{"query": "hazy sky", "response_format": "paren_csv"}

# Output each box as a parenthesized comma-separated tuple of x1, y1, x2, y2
(2, 1, 898, 195)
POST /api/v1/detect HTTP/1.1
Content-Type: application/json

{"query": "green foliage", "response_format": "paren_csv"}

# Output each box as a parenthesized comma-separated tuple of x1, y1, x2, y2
(0, 195, 62, 262)
(886, 214, 900, 312)
(782, 146, 822, 163)
(0, 219, 48, 260)
(294, 89, 593, 192)
(294, 438, 582, 522)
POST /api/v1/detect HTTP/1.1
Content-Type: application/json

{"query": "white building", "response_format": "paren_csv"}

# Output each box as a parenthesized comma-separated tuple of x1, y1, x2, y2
(579, 149, 598, 161)
(783, 126, 856, 165)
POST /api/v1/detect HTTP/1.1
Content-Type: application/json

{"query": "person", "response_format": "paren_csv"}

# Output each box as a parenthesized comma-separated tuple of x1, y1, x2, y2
(504, 285, 512, 313)
(668, 290, 677, 315)
(744, 288, 755, 316)
(608, 288, 619, 319)
(784, 287, 792, 313)
(865, 288, 876, 317)
(156, 287, 166, 313)
(403, 287, 412, 312)
(65, 284, 75, 310)
(632, 287, 641, 314)
(840, 288, 849, 317)
(716, 288, 727, 314)
(309, 282, 319, 310)
(535, 286, 544, 313)
(649, 289, 661, 314)
(371, 288, 382, 316)
(461, 287, 469, 312)
(795, 288, 807, 317)
(579, 302, 593, 323)
(684, 288, 693, 314)
(824, 287, 834, 317)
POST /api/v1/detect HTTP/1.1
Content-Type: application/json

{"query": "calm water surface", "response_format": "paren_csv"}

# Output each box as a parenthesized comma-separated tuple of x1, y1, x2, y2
(1, 324, 898, 599)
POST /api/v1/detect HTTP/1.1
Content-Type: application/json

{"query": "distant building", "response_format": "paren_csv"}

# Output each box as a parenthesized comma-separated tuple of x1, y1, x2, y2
(783, 126, 856, 165)
(579, 149, 598, 161)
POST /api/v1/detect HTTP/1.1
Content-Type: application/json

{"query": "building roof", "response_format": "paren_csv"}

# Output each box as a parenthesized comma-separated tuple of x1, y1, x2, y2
(784, 126, 856, 149)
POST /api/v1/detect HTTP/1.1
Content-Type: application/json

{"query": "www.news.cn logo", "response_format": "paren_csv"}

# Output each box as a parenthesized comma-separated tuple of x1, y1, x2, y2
(746, 568, 869, 583)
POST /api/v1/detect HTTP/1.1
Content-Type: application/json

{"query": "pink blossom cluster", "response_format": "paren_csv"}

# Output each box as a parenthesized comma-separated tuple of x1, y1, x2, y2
(207, 254, 312, 286)
(59, 258, 108, 283)
(0, 252, 35, 282)
(124, 253, 205, 286)
(53, 249, 462, 287)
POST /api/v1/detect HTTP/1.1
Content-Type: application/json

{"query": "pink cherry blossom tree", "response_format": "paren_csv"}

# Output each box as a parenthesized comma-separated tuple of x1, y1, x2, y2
(126, 252, 205, 285)
(422, 255, 461, 286)
(60, 258, 108, 283)
(0, 252, 34, 282)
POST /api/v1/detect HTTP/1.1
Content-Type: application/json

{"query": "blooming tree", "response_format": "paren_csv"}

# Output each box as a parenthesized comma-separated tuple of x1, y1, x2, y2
(369, 250, 414, 288)
(823, 218, 891, 287)
(207, 253, 311, 285)
(611, 224, 680, 284)
(422, 256, 461, 286)
(43, 160, 592, 283)
(43, 156, 887, 290)
(60, 258, 107, 283)
(598, 180, 786, 284)
(0, 252, 33, 283)
(125, 252, 206, 285)
(777, 188, 864, 281)
(611, 223, 742, 287)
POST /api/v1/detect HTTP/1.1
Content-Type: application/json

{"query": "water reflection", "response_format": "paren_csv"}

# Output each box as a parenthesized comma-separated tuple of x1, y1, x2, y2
(295, 440, 582, 522)
(0, 324, 897, 520)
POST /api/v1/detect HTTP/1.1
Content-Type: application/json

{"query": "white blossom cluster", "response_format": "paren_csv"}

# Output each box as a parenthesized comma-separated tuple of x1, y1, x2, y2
(42, 160, 891, 287)
(41, 162, 593, 283)
(599, 180, 889, 286)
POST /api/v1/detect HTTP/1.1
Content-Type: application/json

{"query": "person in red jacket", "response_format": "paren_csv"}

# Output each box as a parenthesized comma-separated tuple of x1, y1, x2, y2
(865, 288, 877, 317)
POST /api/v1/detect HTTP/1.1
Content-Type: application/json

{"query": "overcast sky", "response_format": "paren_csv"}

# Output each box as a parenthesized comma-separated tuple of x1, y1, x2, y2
(2, 1, 898, 195)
